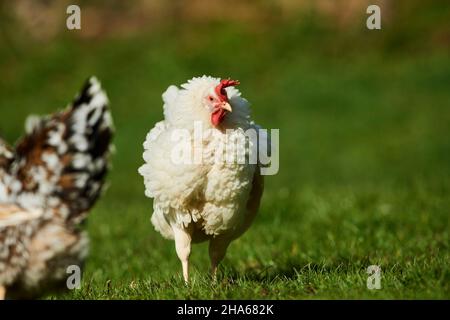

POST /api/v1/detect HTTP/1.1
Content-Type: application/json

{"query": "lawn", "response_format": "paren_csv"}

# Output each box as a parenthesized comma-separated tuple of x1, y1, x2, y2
(0, 18, 449, 299)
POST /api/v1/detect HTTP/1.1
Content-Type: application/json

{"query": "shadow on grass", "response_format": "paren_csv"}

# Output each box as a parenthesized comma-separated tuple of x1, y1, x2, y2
(221, 256, 374, 283)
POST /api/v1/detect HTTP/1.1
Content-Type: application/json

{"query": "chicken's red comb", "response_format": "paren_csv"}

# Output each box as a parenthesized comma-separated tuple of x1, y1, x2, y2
(215, 79, 240, 102)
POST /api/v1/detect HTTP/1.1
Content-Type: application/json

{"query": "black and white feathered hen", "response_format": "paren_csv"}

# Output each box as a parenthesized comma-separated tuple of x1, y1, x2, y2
(0, 77, 114, 299)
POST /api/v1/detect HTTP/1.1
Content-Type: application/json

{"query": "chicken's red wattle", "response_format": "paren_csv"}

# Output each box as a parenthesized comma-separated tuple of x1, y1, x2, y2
(211, 108, 227, 126)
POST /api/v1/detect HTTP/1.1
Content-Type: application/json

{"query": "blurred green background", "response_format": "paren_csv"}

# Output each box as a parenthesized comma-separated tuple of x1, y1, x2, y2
(0, 0, 449, 299)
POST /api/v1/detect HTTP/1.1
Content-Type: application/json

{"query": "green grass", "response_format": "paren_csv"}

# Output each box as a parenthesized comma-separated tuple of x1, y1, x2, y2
(0, 19, 449, 299)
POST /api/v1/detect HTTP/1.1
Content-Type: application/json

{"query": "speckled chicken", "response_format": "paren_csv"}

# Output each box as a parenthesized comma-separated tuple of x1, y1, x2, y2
(138, 76, 266, 282)
(0, 77, 114, 299)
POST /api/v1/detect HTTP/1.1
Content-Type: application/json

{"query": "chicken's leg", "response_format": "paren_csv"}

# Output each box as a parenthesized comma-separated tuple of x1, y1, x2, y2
(172, 224, 192, 284)
(209, 237, 231, 281)
(0, 286, 5, 300)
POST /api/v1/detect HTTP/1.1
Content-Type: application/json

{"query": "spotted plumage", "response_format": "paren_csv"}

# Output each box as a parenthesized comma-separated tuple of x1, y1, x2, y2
(0, 204, 42, 299)
(0, 77, 114, 299)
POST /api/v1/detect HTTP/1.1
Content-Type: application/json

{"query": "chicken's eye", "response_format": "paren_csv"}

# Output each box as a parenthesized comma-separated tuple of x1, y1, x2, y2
(208, 96, 214, 102)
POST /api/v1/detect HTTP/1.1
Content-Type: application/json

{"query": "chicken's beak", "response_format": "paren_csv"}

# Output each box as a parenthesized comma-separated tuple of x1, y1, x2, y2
(221, 102, 232, 112)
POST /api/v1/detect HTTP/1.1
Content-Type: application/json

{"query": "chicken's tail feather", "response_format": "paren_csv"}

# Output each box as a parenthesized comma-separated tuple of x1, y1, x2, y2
(10, 77, 114, 225)
(0, 138, 14, 171)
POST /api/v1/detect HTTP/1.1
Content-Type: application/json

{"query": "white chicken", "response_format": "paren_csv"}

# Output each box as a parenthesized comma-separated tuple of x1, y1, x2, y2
(138, 76, 266, 282)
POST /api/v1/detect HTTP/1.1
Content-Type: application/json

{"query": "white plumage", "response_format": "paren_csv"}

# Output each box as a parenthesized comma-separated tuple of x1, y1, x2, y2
(139, 76, 265, 282)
